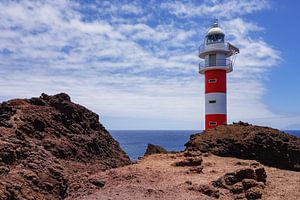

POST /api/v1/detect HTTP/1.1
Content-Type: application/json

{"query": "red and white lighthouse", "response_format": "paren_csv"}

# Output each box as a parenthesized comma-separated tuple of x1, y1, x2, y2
(199, 19, 239, 130)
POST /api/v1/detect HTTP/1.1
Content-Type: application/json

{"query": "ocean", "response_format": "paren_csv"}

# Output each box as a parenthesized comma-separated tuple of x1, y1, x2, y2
(110, 130, 300, 160)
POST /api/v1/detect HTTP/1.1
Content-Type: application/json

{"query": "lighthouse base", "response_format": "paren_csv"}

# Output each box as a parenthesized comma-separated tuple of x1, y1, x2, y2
(205, 114, 227, 129)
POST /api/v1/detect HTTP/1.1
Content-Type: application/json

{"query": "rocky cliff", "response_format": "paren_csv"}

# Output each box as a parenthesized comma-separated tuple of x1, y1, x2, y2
(185, 122, 300, 171)
(0, 93, 130, 199)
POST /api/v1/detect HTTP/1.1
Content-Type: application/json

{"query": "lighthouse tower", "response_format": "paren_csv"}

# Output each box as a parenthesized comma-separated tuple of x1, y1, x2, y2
(199, 19, 239, 130)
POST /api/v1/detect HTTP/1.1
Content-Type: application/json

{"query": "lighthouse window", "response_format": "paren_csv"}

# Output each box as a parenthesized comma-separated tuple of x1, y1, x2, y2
(206, 34, 224, 44)
(208, 79, 217, 83)
(209, 54, 216, 66)
(209, 100, 216, 104)
(209, 122, 217, 126)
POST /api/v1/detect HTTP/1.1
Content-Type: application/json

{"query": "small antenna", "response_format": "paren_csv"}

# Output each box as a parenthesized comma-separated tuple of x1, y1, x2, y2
(212, 18, 218, 27)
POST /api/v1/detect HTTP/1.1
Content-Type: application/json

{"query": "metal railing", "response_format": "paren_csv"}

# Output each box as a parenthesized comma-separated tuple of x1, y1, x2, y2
(198, 59, 232, 73)
(198, 42, 231, 55)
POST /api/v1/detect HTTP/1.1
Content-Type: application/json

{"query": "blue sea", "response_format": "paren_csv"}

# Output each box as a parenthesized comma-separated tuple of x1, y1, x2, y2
(110, 130, 300, 160)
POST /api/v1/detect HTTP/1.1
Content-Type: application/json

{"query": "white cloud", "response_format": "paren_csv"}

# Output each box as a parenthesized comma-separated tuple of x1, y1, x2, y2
(223, 18, 281, 76)
(0, 0, 297, 129)
(161, 0, 270, 18)
(121, 4, 143, 15)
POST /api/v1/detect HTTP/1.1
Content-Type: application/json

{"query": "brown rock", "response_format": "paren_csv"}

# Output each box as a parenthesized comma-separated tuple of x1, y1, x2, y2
(233, 121, 250, 126)
(255, 167, 267, 183)
(0, 93, 131, 199)
(144, 144, 168, 156)
(0, 166, 9, 175)
(185, 122, 300, 171)
(235, 161, 249, 166)
(235, 168, 256, 181)
(213, 168, 256, 187)
(245, 187, 262, 199)
(185, 180, 192, 185)
(90, 179, 105, 188)
(242, 179, 259, 190)
(230, 182, 244, 194)
(203, 152, 211, 157)
(189, 184, 220, 198)
(184, 150, 202, 157)
(234, 194, 246, 199)
(250, 162, 260, 168)
(174, 156, 203, 167)
(188, 166, 204, 174)
(212, 167, 267, 199)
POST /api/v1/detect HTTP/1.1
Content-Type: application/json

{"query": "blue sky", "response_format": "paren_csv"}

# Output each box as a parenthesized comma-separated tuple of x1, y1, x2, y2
(0, 0, 300, 130)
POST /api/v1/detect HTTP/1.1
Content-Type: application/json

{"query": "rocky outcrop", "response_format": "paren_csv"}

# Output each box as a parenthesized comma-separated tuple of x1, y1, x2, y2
(212, 167, 267, 199)
(0, 93, 131, 200)
(173, 151, 204, 174)
(185, 122, 300, 171)
(212, 167, 267, 188)
(188, 166, 267, 199)
(144, 144, 168, 156)
(174, 157, 203, 167)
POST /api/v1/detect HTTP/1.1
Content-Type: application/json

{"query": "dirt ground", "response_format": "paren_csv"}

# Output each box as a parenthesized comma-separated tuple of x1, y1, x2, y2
(72, 153, 300, 200)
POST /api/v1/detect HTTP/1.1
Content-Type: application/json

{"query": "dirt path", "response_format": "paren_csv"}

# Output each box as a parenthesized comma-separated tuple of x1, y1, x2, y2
(71, 153, 300, 200)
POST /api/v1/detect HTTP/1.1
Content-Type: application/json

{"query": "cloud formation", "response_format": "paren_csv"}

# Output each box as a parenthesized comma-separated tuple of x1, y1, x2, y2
(161, 0, 270, 18)
(0, 0, 296, 129)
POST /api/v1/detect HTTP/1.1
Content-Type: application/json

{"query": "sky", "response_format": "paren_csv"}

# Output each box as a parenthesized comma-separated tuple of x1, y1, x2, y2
(0, 0, 300, 130)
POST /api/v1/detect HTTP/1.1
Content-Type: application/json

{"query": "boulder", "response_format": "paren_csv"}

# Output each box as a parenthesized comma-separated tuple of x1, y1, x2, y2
(245, 187, 263, 199)
(212, 167, 266, 188)
(185, 122, 300, 171)
(0, 93, 131, 199)
(144, 144, 168, 156)
(212, 167, 267, 199)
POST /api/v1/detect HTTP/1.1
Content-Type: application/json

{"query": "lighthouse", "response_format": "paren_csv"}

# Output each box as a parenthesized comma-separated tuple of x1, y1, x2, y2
(199, 19, 239, 130)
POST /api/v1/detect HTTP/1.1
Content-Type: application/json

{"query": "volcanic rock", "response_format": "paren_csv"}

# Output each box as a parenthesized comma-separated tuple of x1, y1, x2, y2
(212, 167, 267, 199)
(90, 179, 105, 188)
(212, 167, 267, 188)
(245, 187, 263, 199)
(174, 156, 203, 167)
(76, 153, 300, 200)
(144, 144, 168, 156)
(242, 179, 263, 190)
(185, 123, 300, 171)
(183, 150, 202, 157)
(0, 93, 130, 199)
(188, 184, 220, 198)
(187, 167, 266, 199)
(188, 165, 204, 174)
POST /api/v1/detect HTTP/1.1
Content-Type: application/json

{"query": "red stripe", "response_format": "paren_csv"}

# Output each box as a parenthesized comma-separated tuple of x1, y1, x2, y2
(205, 114, 227, 130)
(205, 70, 226, 93)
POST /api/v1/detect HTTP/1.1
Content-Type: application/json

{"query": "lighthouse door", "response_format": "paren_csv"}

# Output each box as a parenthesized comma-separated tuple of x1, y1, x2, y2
(209, 54, 216, 67)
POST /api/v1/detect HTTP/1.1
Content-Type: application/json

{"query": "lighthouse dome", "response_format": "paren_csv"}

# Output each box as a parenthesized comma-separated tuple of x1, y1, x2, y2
(207, 27, 225, 36)
(205, 19, 225, 44)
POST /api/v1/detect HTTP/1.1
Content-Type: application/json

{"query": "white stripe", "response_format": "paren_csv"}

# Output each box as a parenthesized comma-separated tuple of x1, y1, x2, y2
(205, 93, 226, 114)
